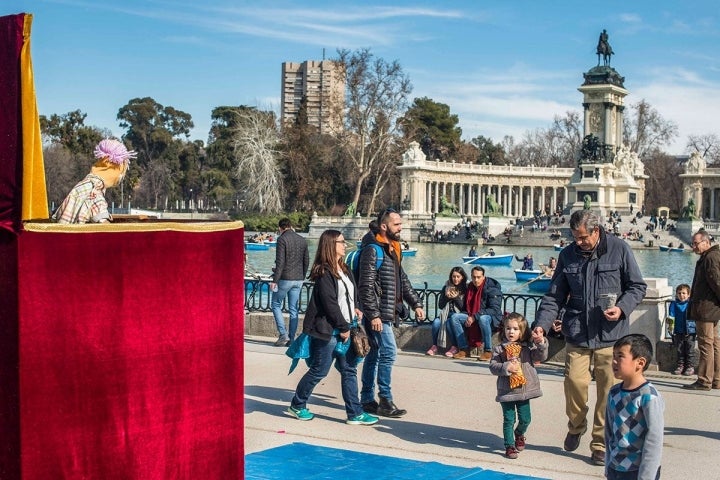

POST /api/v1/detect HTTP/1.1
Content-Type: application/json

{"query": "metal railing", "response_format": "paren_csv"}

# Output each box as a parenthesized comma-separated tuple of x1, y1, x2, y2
(244, 278, 544, 323)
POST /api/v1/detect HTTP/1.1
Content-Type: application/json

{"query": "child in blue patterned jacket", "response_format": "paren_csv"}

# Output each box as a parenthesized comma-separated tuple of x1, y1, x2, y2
(605, 334, 664, 480)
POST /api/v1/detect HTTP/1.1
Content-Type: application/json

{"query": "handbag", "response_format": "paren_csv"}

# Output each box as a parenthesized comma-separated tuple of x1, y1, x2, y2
(350, 326, 372, 357)
(437, 303, 450, 349)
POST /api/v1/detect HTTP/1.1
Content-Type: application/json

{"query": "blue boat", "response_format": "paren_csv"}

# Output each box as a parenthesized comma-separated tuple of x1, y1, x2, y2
(462, 253, 513, 266)
(658, 245, 685, 252)
(245, 242, 270, 251)
(514, 269, 543, 281)
(528, 277, 552, 292)
(402, 248, 418, 257)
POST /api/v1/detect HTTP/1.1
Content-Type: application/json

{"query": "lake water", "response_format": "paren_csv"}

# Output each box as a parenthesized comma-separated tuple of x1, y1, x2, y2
(245, 241, 696, 294)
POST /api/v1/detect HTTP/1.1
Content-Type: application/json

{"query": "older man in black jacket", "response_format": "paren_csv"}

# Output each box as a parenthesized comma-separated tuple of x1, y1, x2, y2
(684, 229, 720, 391)
(532, 210, 646, 466)
(359, 210, 424, 418)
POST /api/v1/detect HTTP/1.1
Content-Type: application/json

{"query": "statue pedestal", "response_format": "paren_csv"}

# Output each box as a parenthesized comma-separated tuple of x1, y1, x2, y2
(675, 219, 704, 245)
(483, 216, 510, 237)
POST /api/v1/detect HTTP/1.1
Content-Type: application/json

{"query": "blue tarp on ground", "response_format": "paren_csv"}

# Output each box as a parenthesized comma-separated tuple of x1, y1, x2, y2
(245, 442, 548, 480)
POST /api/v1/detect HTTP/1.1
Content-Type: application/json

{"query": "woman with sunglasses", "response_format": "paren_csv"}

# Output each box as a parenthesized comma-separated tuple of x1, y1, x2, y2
(287, 229, 379, 425)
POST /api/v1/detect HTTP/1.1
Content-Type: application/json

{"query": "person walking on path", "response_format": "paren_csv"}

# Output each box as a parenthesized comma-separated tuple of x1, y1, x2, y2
(531, 209, 647, 466)
(605, 334, 664, 480)
(359, 208, 424, 418)
(287, 230, 378, 426)
(270, 218, 310, 347)
(489, 313, 548, 459)
(683, 230, 720, 390)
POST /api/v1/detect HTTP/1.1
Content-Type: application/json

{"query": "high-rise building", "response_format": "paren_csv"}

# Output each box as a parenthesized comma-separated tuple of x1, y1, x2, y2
(281, 60, 344, 133)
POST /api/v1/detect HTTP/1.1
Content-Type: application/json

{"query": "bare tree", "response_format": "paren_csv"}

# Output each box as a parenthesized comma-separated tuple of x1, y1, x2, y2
(232, 108, 283, 213)
(686, 133, 720, 165)
(623, 99, 678, 159)
(335, 48, 412, 215)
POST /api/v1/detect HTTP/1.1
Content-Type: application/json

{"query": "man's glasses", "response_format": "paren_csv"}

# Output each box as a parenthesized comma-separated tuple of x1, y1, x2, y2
(691, 239, 706, 247)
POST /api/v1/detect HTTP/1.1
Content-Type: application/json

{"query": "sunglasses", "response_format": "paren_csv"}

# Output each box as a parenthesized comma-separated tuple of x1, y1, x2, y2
(377, 208, 398, 224)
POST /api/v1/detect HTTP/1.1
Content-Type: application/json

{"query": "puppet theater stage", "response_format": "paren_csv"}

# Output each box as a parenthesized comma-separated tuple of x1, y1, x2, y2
(1, 13, 245, 479)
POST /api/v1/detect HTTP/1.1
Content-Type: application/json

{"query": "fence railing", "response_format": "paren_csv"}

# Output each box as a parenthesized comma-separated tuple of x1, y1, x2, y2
(244, 278, 544, 323)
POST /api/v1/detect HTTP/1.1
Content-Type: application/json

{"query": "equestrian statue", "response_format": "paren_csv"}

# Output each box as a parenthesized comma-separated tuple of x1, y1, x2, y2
(596, 29, 614, 67)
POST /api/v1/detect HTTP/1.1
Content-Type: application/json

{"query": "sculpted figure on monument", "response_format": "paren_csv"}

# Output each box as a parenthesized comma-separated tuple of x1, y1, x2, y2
(685, 151, 705, 174)
(402, 141, 426, 165)
(486, 195, 501, 215)
(596, 29, 614, 66)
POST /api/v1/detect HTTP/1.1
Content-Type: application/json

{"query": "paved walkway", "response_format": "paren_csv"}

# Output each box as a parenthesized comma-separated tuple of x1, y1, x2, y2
(244, 337, 720, 479)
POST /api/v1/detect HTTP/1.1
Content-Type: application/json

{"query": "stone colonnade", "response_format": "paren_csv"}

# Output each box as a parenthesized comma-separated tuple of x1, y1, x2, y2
(399, 160, 575, 218)
(682, 169, 720, 220)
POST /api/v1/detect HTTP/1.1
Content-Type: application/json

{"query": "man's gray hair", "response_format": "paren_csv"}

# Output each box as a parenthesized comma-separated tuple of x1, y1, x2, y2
(694, 229, 711, 242)
(569, 210, 600, 231)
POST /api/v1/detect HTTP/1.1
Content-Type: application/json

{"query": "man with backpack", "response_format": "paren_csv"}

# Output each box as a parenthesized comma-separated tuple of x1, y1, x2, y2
(357, 210, 424, 418)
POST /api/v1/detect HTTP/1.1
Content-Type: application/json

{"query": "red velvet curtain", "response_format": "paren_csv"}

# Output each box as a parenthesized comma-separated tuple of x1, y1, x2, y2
(0, 14, 24, 234)
(1, 224, 244, 479)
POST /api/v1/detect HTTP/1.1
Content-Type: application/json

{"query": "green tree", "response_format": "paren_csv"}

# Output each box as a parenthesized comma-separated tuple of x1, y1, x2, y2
(336, 48, 412, 214)
(116, 97, 194, 209)
(40, 110, 106, 207)
(470, 135, 506, 164)
(400, 97, 461, 160)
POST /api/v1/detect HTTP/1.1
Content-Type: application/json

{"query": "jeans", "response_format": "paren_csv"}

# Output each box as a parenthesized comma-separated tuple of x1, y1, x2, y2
(501, 400, 531, 448)
(271, 279, 303, 340)
(291, 335, 363, 418)
(476, 314, 494, 352)
(446, 313, 469, 349)
(361, 322, 397, 403)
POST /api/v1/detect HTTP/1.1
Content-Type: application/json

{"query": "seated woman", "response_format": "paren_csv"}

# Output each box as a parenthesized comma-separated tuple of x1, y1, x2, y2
(426, 267, 468, 357)
(468, 246, 477, 257)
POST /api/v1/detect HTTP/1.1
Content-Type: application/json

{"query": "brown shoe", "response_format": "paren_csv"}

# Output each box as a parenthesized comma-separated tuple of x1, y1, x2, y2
(453, 349, 468, 359)
(591, 450, 605, 466)
(478, 351, 493, 361)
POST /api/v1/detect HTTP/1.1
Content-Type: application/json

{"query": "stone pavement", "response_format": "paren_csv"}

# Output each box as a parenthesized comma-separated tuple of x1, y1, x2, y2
(244, 336, 720, 480)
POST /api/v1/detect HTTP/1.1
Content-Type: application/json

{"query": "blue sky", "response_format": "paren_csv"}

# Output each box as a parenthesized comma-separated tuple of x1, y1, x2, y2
(5, 0, 719, 154)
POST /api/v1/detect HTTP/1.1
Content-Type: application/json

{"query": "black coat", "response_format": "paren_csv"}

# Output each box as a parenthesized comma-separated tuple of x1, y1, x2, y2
(357, 233, 421, 324)
(302, 268, 359, 341)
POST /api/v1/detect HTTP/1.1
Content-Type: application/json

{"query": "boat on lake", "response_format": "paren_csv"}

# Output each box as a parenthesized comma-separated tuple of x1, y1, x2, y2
(463, 253, 514, 266)
(402, 247, 418, 257)
(514, 269, 543, 281)
(245, 242, 270, 251)
(658, 245, 686, 252)
(527, 277, 552, 292)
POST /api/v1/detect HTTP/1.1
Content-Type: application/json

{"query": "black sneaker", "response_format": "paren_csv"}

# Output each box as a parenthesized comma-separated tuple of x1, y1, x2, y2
(683, 381, 711, 391)
(274, 335, 289, 347)
(563, 429, 585, 452)
(362, 400, 379, 414)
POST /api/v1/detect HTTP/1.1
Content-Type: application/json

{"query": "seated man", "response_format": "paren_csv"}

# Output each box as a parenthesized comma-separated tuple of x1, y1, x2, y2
(447, 266, 503, 361)
(468, 246, 478, 257)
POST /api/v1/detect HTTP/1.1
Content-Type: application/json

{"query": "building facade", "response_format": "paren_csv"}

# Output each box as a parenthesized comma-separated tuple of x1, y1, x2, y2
(280, 60, 344, 133)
